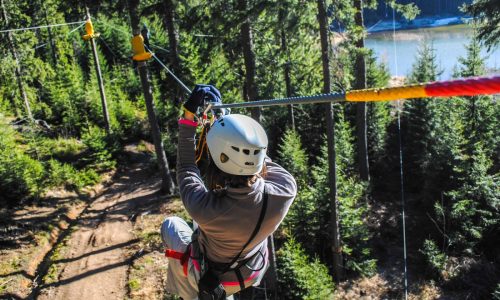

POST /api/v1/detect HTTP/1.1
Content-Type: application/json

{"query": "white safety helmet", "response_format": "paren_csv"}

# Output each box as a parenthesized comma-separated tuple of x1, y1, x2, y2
(206, 114, 268, 175)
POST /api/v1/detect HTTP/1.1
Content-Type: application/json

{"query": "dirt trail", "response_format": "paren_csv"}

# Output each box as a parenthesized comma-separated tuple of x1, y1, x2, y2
(37, 162, 164, 300)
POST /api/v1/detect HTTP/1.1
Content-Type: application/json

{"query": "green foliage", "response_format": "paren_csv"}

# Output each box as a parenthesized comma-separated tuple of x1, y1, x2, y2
(47, 159, 100, 191)
(442, 145, 499, 255)
(463, 0, 500, 50)
(310, 114, 375, 276)
(493, 284, 500, 300)
(277, 129, 308, 187)
(366, 52, 392, 164)
(420, 37, 500, 286)
(421, 239, 447, 274)
(399, 41, 448, 195)
(81, 126, 117, 171)
(277, 238, 334, 300)
(0, 122, 44, 203)
(38, 137, 85, 161)
(278, 129, 317, 251)
(112, 94, 145, 140)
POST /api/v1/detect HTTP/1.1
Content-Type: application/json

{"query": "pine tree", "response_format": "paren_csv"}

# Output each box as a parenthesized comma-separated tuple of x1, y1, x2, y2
(400, 41, 442, 196)
(278, 129, 317, 254)
(311, 114, 375, 276)
(433, 37, 499, 258)
(464, 0, 500, 50)
(366, 51, 391, 170)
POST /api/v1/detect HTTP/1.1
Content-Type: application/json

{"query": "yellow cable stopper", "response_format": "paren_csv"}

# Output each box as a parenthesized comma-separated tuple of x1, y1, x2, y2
(346, 84, 428, 102)
(82, 19, 100, 41)
(131, 34, 153, 61)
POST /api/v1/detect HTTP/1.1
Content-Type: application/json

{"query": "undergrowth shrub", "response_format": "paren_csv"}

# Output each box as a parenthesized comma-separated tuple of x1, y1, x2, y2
(47, 159, 99, 191)
(0, 123, 44, 204)
(113, 96, 145, 140)
(493, 284, 500, 300)
(277, 238, 334, 300)
(39, 137, 85, 161)
(421, 239, 447, 278)
(81, 126, 118, 171)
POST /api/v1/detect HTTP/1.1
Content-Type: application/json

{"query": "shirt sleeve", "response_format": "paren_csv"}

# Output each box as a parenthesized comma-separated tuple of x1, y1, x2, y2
(177, 122, 212, 224)
(263, 158, 297, 200)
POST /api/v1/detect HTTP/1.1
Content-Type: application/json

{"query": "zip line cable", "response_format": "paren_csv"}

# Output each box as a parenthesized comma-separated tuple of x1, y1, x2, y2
(98, 36, 124, 60)
(147, 48, 192, 94)
(150, 43, 170, 53)
(94, 19, 191, 94)
(398, 107, 409, 300)
(392, 3, 408, 299)
(34, 22, 85, 49)
(207, 76, 500, 109)
(0, 20, 86, 34)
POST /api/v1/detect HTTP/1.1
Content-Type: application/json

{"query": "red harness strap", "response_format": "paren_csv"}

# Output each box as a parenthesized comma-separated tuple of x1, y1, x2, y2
(165, 245, 191, 276)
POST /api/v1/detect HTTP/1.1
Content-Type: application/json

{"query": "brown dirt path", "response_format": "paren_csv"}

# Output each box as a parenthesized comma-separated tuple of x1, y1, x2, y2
(37, 162, 165, 300)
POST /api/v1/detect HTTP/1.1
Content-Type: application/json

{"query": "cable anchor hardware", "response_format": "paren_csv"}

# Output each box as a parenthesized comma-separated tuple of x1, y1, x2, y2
(82, 19, 100, 41)
(131, 26, 153, 62)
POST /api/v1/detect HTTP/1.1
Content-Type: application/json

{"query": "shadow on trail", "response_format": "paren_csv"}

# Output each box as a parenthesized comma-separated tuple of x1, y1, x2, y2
(0, 270, 34, 280)
(38, 249, 149, 290)
(52, 239, 141, 264)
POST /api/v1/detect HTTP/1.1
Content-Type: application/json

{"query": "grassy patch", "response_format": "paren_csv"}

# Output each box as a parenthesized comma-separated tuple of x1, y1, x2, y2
(136, 140, 153, 153)
(139, 232, 162, 250)
(128, 199, 189, 299)
(128, 278, 141, 291)
(42, 231, 71, 285)
(39, 137, 85, 161)
(0, 257, 21, 276)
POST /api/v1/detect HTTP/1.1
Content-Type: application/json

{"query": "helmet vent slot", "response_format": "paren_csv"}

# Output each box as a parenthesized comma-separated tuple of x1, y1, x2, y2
(220, 153, 229, 163)
(242, 149, 250, 155)
(254, 150, 260, 155)
(245, 162, 254, 166)
(231, 146, 240, 152)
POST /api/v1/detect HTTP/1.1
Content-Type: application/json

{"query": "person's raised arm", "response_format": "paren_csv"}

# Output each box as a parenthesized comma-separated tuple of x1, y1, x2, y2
(264, 158, 297, 200)
(177, 84, 222, 223)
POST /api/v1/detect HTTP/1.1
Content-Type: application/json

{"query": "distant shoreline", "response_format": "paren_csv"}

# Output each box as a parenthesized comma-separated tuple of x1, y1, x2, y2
(366, 15, 472, 33)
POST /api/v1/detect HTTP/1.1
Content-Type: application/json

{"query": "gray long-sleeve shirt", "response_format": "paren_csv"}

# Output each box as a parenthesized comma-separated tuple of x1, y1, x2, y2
(177, 123, 297, 265)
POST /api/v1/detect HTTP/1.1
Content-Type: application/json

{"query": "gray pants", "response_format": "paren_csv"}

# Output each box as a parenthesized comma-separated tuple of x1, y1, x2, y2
(161, 216, 200, 300)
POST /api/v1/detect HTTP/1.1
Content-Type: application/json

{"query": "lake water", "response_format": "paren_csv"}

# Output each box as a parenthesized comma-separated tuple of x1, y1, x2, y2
(365, 25, 500, 79)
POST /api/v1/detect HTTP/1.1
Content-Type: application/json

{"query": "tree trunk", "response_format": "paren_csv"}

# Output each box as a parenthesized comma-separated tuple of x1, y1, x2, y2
(317, 0, 343, 281)
(280, 24, 294, 129)
(41, 0, 57, 66)
(128, 0, 175, 195)
(238, 0, 261, 122)
(86, 6, 111, 135)
(353, 0, 370, 182)
(137, 62, 176, 194)
(1, 0, 33, 122)
(164, 0, 180, 71)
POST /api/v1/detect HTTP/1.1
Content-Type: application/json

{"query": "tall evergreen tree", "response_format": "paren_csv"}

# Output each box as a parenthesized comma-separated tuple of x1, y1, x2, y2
(464, 0, 500, 50)
(400, 41, 442, 197)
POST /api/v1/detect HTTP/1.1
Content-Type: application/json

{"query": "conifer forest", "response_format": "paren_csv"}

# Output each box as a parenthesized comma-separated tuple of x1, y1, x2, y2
(0, 0, 499, 299)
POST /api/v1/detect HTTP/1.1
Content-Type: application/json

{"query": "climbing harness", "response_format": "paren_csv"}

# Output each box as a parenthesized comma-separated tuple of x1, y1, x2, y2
(165, 246, 192, 277)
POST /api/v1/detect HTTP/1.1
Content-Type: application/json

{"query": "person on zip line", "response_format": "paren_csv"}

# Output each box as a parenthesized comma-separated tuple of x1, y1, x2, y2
(160, 84, 297, 299)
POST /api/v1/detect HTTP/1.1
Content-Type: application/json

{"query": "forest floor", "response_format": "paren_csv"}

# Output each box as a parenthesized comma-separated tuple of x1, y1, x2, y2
(0, 144, 188, 300)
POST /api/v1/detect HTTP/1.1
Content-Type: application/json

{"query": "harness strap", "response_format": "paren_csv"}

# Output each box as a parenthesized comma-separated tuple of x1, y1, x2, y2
(234, 268, 245, 290)
(165, 245, 191, 276)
